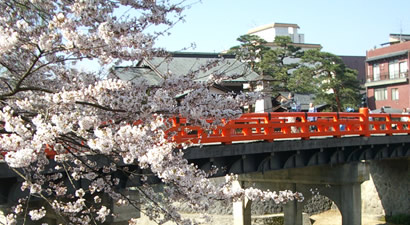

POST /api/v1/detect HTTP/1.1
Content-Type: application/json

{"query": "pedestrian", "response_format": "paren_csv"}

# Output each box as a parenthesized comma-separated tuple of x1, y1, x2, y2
(308, 102, 317, 131)
(287, 108, 299, 133)
(379, 107, 386, 130)
(401, 108, 409, 129)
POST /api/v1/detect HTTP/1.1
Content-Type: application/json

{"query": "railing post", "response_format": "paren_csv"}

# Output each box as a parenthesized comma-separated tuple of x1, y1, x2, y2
(45, 144, 56, 158)
(359, 108, 370, 137)
(178, 118, 186, 143)
(240, 114, 252, 137)
(263, 113, 273, 142)
(254, 119, 261, 134)
(385, 114, 392, 136)
(333, 113, 341, 138)
(221, 119, 232, 145)
(301, 112, 309, 140)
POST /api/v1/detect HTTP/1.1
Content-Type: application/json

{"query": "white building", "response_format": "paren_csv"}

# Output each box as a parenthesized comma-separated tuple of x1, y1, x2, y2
(247, 22, 321, 51)
(248, 23, 303, 43)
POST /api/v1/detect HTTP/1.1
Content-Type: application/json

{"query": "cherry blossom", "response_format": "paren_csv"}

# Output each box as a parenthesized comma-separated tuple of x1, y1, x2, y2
(0, 0, 303, 224)
(29, 207, 46, 221)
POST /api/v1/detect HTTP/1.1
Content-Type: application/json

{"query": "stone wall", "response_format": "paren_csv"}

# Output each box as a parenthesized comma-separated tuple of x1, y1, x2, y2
(178, 195, 331, 216)
(361, 158, 410, 216)
(177, 176, 332, 217)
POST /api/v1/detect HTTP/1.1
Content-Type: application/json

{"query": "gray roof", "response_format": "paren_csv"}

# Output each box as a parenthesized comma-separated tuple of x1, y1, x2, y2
(277, 92, 326, 111)
(113, 53, 259, 85)
(371, 107, 402, 114)
(113, 67, 162, 86)
(278, 91, 315, 104)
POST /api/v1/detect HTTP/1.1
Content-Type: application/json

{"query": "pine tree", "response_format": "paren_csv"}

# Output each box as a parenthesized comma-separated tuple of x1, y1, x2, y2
(297, 49, 363, 112)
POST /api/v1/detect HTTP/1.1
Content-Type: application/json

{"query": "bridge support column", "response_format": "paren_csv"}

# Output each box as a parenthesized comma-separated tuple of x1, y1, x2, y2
(238, 163, 369, 225)
(337, 183, 362, 225)
(283, 184, 304, 225)
(232, 180, 252, 225)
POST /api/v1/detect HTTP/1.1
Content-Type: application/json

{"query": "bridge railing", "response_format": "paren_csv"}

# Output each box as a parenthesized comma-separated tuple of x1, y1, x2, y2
(3, 108, 409, 158)
(167, 108, 410, 145)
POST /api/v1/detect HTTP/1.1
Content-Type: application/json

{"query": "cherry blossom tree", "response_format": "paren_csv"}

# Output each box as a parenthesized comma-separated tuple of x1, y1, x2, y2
(0, 0, 303, 224)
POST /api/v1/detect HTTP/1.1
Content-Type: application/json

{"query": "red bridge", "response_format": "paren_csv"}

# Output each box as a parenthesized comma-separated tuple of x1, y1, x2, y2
(168, 108, 410, 145)
(1, 108, 409, 225)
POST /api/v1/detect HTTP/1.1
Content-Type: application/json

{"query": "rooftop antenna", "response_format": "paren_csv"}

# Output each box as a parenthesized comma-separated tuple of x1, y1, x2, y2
(400, 21, 403, 42)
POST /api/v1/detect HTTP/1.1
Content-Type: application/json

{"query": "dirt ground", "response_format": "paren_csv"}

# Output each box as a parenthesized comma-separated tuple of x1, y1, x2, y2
(310, 209, 397, 225)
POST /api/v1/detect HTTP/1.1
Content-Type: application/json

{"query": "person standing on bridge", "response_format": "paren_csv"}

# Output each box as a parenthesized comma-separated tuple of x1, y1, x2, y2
(379, 107, 386, 130)
(308, 102, 317, 131)
(401, 108, 409, 129)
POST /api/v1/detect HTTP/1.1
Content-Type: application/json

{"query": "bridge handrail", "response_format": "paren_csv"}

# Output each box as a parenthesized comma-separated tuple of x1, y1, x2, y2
(4, 108, 408, 158)
(168, 108, 410, 144)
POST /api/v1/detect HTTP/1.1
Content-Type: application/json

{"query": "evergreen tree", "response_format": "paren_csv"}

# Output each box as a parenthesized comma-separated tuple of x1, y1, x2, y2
(297, 49, 363, 112)
(258, 36, 305, 92)
(228, 34, 270, 71)
(230, 35, 307, 93)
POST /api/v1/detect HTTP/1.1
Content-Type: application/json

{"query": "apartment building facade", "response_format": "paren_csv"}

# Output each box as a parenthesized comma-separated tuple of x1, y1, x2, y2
(365, 39, 410, 110)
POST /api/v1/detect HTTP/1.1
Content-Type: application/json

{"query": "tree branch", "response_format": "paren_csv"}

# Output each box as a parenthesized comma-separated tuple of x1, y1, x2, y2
(75, 101, 127, 113)
(0, 85, 54, 99)
(16, 47, 44, 89)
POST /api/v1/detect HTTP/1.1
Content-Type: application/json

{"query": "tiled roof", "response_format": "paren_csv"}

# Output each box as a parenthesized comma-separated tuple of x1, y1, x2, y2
(146, 56, 258, 82)
(114, 52, 259, 84)
(277, 92, 327, 111)
(113, 67, 162, 86)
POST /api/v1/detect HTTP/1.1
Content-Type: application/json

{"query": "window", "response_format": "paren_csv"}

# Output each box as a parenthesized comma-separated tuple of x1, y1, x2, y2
(391, 88, 399, 100)
(389, 60, 399, 79)
(375, 88, 387, 101)
(373, 64, 380, 81)
(399, 61, 408, 78)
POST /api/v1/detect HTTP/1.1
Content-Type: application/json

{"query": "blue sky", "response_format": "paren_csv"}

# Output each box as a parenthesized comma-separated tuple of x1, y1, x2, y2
(154, 0, 410, 56)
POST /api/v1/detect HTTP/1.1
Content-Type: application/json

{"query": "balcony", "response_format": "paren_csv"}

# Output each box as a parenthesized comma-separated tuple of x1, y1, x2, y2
(365, 71, 409, 87)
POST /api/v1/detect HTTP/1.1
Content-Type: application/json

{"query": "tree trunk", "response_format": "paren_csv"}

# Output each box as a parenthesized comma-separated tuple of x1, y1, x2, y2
(333, 88, 342, 112)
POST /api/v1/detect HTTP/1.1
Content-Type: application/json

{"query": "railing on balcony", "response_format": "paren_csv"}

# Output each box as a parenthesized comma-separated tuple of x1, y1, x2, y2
(367, 71, 408, 82)
(365, 71, 409, 87)
(168, 108, 410, 145)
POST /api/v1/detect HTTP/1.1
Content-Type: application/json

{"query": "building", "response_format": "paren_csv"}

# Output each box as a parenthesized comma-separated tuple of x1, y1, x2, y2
(273, 92, 327, 112)
(247, 22, 322, 51)
(365, 35, 410, 110)
(340, 56, 366, 86)
(246, 22, 366, 111)
(388, 33, 410, 44)
(111, 52, 259, 96)
(248, 22, 366, 87)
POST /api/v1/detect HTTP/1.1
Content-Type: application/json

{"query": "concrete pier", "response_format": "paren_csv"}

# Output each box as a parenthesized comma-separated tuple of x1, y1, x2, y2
(234, 162, 369, 225)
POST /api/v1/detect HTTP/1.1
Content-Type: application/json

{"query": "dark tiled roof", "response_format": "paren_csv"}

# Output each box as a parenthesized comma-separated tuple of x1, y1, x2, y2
(145, 56, 258, 83)
(114, 52, 259, 85)
(276, 92, 326, 111)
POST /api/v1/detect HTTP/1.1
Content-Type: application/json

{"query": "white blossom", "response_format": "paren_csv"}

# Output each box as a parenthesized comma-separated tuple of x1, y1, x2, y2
(5, 148, 37, 168)
(29, 207, 46, 221)
(75, 188, 85, 198)
(96, 206, 110, 222)
(6, 213, 17, 225)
